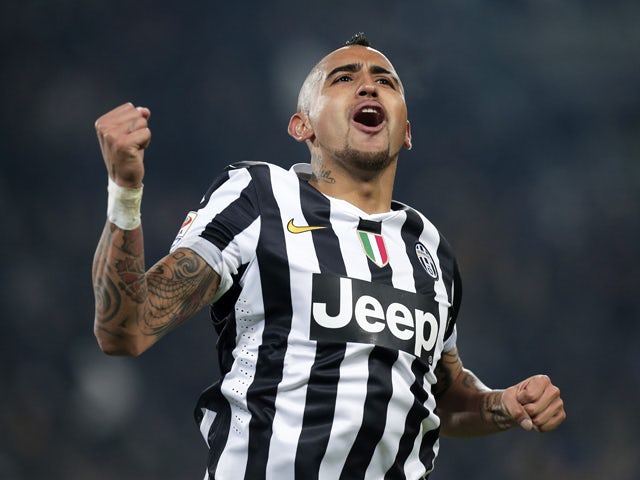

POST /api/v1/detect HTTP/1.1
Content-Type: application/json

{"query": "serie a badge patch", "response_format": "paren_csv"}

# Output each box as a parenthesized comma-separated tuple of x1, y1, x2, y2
(171, 211, 198, 249)
(358, 230, 389, 267)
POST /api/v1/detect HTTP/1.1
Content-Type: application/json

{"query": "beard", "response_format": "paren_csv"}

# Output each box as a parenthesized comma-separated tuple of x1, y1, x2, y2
(333, 143, 394, 172)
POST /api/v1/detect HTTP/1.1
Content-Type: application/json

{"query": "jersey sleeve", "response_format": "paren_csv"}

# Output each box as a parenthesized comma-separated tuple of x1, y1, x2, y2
(442, 259, 462, 352)
(169, 164, 261, 302)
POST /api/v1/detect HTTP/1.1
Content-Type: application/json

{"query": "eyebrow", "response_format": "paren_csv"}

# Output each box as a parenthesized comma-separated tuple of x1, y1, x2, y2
(326, 63, 401, 89)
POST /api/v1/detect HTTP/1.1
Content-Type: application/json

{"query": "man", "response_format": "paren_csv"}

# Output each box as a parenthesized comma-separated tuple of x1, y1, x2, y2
(92, 33, 565, 479)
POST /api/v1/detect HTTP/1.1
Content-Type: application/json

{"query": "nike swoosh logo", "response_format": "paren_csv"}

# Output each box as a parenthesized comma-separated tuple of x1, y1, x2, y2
(287, 219, 327, 234)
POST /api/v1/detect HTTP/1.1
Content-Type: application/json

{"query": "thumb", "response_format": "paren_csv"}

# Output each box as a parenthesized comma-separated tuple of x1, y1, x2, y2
(519, 415, 534, 431)
(510, 399, 534, 431)
(502, 385, 536, 431)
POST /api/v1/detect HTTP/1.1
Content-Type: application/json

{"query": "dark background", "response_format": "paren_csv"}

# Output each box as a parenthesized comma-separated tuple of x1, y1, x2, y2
(2, 1, 639, 479)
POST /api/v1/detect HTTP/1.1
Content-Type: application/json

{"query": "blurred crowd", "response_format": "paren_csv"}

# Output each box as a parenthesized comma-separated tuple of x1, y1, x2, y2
(1, 1, 639, 479)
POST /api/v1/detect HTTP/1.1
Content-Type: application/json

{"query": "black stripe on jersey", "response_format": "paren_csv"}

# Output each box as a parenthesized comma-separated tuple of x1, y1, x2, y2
(200, 179, 259, 251)
(196, 382, 231, 480)
(198, 161, 267, 209)
(400, 209, 436, 300)
(300, 181, 348, 275)
(435, 237, 460, 340)
(340, 346, 399, 479)
(295, 180, 347, 479)
(357, 218, 382, 234)
(339, 229, 397, 477)
(198, 170, 231, 208)
(418, 425, 440, 476)
(295, 344, 346, 478)
(225, 160, 271, 170)
(448, 261, 462, 338)
(243, 165, 293, 480)
(383, 358, 431, 480)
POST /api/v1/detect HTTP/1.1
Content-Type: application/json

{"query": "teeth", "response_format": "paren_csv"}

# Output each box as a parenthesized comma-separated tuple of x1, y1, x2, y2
(361, 108, 378, 114)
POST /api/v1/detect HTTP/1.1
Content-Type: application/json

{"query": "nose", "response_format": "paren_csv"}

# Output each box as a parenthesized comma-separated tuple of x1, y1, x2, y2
(357, 82, 377, 97)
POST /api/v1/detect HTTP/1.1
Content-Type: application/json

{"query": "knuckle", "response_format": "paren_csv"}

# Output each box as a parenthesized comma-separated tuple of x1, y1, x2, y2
(95, 118, 106, 132)
(103, 131, 118, 143)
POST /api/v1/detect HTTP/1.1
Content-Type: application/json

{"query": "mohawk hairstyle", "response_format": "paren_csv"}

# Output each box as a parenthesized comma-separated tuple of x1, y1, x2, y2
(345, 32, 371, 47)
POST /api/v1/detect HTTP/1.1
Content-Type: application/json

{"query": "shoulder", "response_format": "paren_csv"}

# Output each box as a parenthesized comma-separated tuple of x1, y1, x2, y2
(200, 161, 301, 206)
(224, 161, 273, 172)
(393, 199, 458, 258)
(221, 161, 296, 185)
(392, 199, 442, 236)
(225, 161, 303, 190)
(224, 161, 292, 177)
(200, 162, 284, 200)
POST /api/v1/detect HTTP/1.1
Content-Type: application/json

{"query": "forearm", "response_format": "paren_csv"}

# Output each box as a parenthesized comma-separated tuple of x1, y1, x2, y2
(92, 222, 221, 356)
(437, 369, 515, 438)
(92, 221, 150, 356)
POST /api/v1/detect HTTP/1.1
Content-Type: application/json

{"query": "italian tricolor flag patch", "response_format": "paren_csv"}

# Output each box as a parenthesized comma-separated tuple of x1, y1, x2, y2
(358, 230, 389, 267)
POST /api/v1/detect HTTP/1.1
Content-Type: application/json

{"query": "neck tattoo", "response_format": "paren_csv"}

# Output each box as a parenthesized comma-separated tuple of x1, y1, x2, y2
(318, 168, 336, 184)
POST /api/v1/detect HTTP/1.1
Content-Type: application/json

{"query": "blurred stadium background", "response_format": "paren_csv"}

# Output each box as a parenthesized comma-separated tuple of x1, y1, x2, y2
(1, 1, 639, 478)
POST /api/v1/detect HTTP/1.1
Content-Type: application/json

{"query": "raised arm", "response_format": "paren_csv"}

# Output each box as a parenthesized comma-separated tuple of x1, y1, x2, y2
(92, 103, 219, 356)
(433, 348, 566, 437)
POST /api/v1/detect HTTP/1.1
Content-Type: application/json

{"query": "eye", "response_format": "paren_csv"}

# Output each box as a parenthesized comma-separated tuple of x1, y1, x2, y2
(334, 75, 352, 83)
(376, 77, 394, 87)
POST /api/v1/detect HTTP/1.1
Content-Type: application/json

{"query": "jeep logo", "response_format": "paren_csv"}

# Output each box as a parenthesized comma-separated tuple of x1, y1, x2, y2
(310, 274, 440, 363)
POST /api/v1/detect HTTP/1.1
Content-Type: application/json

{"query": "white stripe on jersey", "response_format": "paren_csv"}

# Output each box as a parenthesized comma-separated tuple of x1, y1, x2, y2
(329, 196, 373, 281)
(382, 210, 416, 291)
(199, 408, 217, 446)
(416, 209, 456, 370)
(265, 164, 318, 480)
(215, 264, 266, 480)
(317, 343, 371, 480)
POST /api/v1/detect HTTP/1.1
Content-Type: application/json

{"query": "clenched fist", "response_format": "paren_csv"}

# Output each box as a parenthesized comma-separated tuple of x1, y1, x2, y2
(502, 374, 566, 432)
(95, 103, 151, 188)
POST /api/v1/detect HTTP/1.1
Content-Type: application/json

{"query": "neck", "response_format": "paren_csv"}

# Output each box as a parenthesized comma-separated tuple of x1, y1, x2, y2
(308, 153, 397, 214)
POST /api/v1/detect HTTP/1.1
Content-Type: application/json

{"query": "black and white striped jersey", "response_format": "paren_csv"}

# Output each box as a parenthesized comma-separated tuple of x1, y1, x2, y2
(170, 162, 462, 480)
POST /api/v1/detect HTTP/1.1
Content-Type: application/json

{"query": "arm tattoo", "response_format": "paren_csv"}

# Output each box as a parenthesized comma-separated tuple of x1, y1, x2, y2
(94, 274, 122, 324)
(118, 224, 143, 255)
(113, 228, 146, 303)
(483, 392, 512, 431)
(115, 257, 146, 303)
(457, 371, 512, 430)
(461, 371, 475, 389)
(433, 350, 458, 398)
(93, 225, 144, 332)
(144, 250, 217, 336)
(93, 222, 217, 343)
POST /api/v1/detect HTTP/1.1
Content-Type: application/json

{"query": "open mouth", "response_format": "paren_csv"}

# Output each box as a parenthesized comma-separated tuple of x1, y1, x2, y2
(352, 104, 386, 130)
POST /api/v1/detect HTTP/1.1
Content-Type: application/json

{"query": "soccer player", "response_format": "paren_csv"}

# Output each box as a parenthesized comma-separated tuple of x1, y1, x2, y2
(92, 33, 565, 479)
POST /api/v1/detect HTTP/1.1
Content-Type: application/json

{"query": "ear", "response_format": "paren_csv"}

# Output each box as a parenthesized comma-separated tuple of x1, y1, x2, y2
(288, 113, 314, 142)
(404, 120, 412, 150)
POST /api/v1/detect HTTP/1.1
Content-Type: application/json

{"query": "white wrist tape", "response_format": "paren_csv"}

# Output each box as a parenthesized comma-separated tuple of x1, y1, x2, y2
(107, 178, 143, 230)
